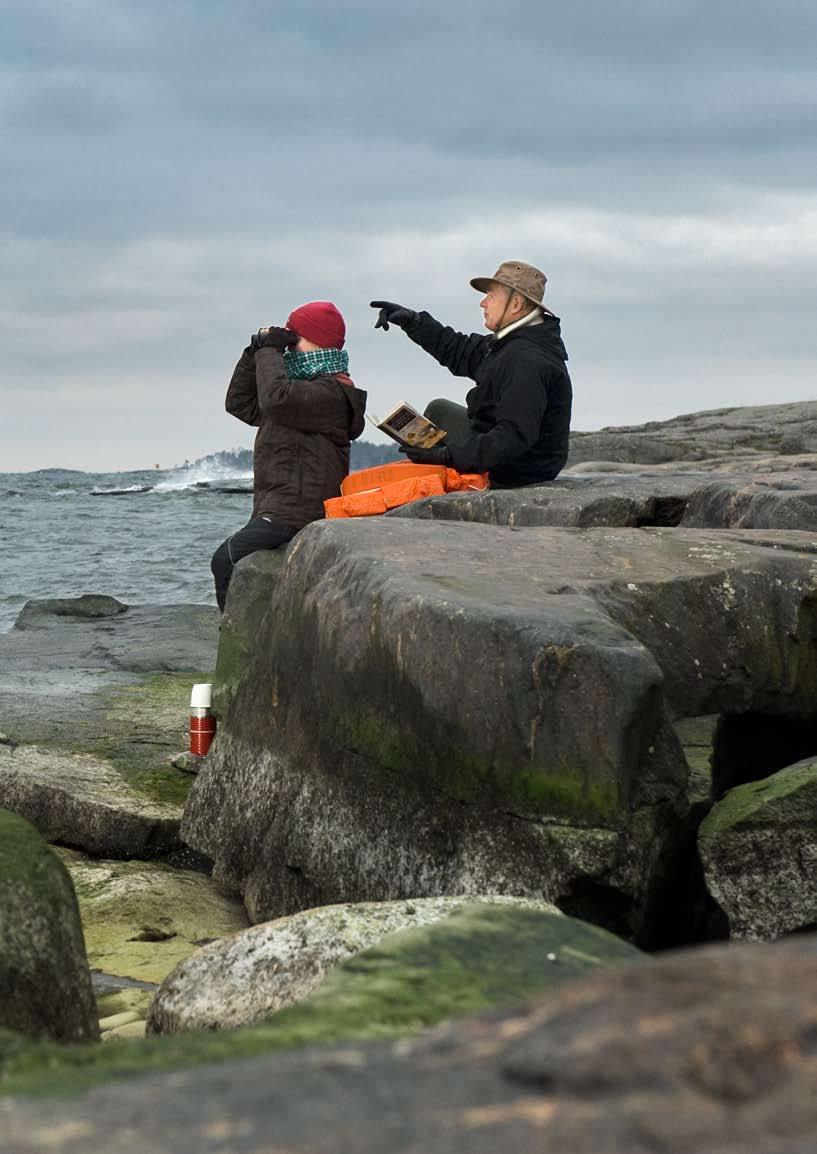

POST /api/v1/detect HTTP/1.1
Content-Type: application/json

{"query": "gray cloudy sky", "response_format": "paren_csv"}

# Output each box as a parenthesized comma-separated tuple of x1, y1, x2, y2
(2, 0, 815, 472)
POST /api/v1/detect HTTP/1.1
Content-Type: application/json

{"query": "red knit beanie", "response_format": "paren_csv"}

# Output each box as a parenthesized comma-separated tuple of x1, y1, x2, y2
(286, 301, 346, 349)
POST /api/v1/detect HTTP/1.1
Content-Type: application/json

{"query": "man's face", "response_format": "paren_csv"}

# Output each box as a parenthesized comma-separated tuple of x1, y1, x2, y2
(479, 282, 515, 332)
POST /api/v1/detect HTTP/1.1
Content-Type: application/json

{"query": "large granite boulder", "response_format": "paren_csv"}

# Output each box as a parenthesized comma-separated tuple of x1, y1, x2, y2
(5, 935, 817, 1152)
(568, 399, 817, 464)
(0, 810, 98, 1043)
(393, 466, 817, 534)
(147, 895, 592, 1034)
(12, 594, 129, 628)
(390, 471, 697, 528)
(0, 743, 182, 858)
(698, 757, 817, 940)
(0, 901, 641, 1102)
(182, 518, 817, 938)
(215, 549, 289, 715)
(682, 476, 817, 530)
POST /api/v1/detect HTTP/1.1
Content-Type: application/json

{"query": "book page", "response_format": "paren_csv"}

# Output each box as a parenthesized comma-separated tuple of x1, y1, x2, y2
(378, 403, 447, 449)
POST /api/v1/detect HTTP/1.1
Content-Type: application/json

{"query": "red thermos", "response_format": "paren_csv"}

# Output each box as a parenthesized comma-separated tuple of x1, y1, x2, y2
(189, 683, 216, 756)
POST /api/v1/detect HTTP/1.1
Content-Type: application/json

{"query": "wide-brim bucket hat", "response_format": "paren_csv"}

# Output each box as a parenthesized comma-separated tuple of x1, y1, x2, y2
(470, 260, 554, 315)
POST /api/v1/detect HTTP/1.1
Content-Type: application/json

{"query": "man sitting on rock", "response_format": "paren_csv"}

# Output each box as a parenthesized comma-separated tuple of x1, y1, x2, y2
(371, 260, 572, 487)
(211, 301, 367, 612)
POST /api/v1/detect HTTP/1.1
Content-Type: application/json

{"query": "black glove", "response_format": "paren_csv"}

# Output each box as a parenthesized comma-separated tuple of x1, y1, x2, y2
(251, 326, 298, 350)
(399, 444, 451, 466)
(370, 301, 417, 332)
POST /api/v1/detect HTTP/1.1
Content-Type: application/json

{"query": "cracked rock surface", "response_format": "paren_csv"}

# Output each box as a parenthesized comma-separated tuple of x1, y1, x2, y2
(184, 519, 817, 934)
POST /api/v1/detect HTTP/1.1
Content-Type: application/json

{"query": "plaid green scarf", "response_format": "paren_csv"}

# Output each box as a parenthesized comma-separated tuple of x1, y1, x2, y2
(283, 348, 349, 379)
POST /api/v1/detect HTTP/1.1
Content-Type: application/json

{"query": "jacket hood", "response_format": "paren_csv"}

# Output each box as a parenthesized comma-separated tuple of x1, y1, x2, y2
(504, 315, 568, 364)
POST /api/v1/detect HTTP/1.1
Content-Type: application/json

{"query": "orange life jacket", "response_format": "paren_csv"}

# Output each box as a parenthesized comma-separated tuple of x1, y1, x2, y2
(324, 461, 488, 519)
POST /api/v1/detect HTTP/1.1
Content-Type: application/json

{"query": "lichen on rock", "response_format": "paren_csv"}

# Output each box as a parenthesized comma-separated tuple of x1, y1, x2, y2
(699, 757, 817, 939)
(0, 810, 99, 1043)
(57, 849, 248, 987)
(183, 518, 817, 941)
(148, 895, 569, 1035)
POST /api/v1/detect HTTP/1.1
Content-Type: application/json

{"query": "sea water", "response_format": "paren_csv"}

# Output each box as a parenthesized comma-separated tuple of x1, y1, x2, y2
(0, 453, 257, 633)
(0, 444, 399, 633)
(0, 443, 401, 633)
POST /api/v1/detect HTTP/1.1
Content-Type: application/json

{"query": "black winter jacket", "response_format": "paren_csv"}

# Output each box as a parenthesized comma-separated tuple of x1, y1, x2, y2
(405, 312, 572, 487)
(225, 346, 367, 528)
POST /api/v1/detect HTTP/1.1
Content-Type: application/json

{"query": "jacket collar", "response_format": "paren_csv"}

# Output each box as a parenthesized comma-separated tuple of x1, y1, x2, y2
(494, 308, 544, 342)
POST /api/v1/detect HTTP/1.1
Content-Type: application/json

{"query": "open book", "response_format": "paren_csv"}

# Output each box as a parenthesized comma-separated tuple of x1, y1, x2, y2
(367, 401, 447, 449)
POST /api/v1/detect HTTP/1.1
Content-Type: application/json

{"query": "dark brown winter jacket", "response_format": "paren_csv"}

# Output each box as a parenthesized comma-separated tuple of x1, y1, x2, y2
(225, 346, 367, 528)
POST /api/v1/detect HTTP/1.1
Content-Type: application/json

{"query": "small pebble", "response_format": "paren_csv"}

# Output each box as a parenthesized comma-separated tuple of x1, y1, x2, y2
(169, 751, 206, 774)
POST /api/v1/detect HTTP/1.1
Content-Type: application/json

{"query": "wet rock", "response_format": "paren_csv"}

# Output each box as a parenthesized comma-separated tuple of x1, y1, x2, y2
(5, 935, 817, 1152)
(699, 757, 817, 940)
(0, 743, 182, 857)
(13, 594, 128, 628)
(183, 519, 817, 937)
(0, 810, 98, 1043)
(1, 598, 216, 676)
(0, 599, 218, 751)
(58, 849, 248, 986)
(147, 895, 599, 1035)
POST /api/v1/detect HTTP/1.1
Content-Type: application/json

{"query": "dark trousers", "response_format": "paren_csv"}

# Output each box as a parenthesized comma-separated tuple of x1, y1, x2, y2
(210, 517, 297, 612)
(424, 398, 472, 444)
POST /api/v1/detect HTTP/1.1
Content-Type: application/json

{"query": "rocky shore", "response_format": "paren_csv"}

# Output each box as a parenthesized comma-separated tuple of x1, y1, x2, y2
(0, 594, 246, 1045)
(4, 400, 817, 1151)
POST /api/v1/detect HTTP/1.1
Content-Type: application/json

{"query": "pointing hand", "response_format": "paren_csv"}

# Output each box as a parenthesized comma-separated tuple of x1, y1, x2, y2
(370, 301, 417, 332)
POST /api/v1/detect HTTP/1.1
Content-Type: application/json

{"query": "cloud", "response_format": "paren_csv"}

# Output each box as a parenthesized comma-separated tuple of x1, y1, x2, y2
(1, 0, 816, 469)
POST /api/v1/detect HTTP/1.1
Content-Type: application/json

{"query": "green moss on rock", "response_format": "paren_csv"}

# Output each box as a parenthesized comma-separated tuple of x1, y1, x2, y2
(214, 551, 288, 715)
(0, 807, 56, 885)
(95, 989, 155, 1023)
(35, 671, 214, 808)
(97, 673, 213, 805)
(0, 902, 640, 1098)
(279, 902, 640, 1032)
(699, 758, 817, 844)
(333, 708, 620, 824)
(0, 811, 99, 1044)
(57, 850, 248, 987)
